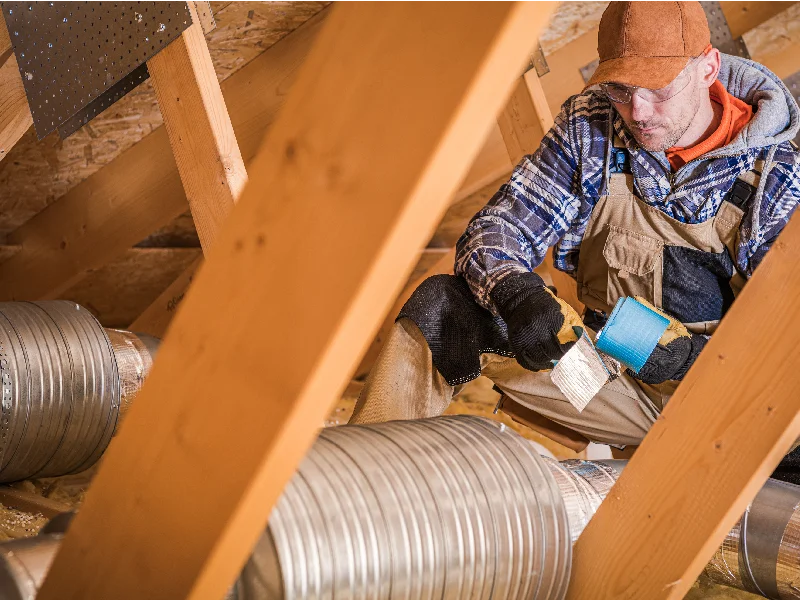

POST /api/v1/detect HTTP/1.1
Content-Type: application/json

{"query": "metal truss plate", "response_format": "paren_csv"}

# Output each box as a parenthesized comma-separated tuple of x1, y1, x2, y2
(700, 1, 750, 59)
(57, 63, 149, 138)
(3, 1, 192, 140)
(784, 71, 800, 148)
(530, 42, 549, 77)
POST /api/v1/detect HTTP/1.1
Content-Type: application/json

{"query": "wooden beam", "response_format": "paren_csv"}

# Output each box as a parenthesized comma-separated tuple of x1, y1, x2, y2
(721, 1, 795, 39)
(148, 2, 247, 252)
(540, 27, 598, 116)
(0, 15, 12, 64)
(458, 122, 514, 198)
(61, 248, 202, 328)
(756, 47, 800, 81)
(497, 69, 553, 164)
(128, 257, 202, 337)
(0, 10, 326, 302)
(0, 17, 32, 160)
(37, 4, 554, 599)
(567, 209, 800, 599)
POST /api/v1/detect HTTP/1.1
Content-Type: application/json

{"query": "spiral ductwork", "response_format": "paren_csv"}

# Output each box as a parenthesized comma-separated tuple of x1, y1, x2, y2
(0, 301, 156, 483)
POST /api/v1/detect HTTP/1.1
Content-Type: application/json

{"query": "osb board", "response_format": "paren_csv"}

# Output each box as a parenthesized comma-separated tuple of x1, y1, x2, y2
(742, 2, 800, 74)
(0, 1, 328, 239)
(60, 248, 201, 327)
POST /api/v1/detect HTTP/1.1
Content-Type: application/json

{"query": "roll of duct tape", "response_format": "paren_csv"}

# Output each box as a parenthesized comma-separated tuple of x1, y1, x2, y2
(595, 297, 670, 373)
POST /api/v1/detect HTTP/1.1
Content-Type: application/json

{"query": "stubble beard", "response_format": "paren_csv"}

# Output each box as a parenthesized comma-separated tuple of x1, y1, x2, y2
(626, 93, 700, 152)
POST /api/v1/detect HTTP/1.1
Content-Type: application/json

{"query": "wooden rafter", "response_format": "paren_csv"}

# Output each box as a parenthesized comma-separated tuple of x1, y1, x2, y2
(128, 256, 202, 337)
(0, 19, 32, 162)
(148, 1, 247, 253)
(567, 209, 800, 598)
(36, 4, 555, 598)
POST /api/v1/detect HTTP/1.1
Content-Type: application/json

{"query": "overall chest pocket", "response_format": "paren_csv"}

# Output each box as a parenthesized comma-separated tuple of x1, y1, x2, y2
(603, 225, 664, 308)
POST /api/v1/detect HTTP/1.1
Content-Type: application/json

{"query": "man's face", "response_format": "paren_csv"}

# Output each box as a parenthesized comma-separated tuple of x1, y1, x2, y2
(610, 61, 703, 152)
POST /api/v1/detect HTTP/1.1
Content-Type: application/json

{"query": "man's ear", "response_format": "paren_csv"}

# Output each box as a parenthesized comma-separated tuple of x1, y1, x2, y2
(700, 48, 722, 88)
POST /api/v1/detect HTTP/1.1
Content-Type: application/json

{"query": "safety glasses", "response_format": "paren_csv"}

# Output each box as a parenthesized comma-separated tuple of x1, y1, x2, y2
(600, 54, 703, 104)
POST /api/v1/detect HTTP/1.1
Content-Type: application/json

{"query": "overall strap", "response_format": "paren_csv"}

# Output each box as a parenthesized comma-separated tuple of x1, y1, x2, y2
(726, 159, 764, 210)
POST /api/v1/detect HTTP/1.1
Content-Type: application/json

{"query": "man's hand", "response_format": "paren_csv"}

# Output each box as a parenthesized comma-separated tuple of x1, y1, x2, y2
(629, 297, 708, 384)
(491, 272, 583, 371)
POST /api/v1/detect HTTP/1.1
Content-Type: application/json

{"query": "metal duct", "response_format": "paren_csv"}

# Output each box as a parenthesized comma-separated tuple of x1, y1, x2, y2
(236, 416, 572, 599)
(1, 418, 799, 600)
(0, 301, 156, 483)
(105, 328, 156, 431)
(0, 531, 62, 600)
(541, 458, 620, 543)
(553, 458, 800, 600)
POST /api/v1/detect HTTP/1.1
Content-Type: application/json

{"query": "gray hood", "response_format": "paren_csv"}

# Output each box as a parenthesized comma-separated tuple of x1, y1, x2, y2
(714, 53, 800, 155)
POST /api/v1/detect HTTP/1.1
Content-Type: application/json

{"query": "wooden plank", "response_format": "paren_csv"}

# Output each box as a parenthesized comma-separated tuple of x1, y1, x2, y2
(62, 248, 202, 328)
(148, 1, 247, 252)
(0, 15, 12, 64)
(0, 19, 33, 223)
(141, 247, 451, 352)
(37, 4, 555, 599)
(540, 27, 598, 115)
(458, 122, 514, 198)
(0, 10, 327, 302)
(0, 55, 32, 162)
(127, 257, 202, 337)
(750, 37, 800, 81)
(721, 1, 796, 38)
(497, 71, 552, 164)
(0, 486, 71, 520)
(567, 209, 800, 599)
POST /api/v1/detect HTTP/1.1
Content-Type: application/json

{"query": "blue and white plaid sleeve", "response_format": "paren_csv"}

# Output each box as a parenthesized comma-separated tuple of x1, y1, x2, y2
(454, 102, 585, 313)
(738, 153, 800, 277)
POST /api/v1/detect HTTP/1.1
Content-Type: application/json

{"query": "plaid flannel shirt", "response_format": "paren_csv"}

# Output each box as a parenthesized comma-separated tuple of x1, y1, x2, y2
(455, 90, 800, 313)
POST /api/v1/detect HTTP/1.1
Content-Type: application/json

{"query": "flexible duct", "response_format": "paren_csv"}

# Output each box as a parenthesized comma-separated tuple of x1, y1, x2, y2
(0, 301, 155, 483)
(551, 458, 800, 600)
(237, 415, 572, 599)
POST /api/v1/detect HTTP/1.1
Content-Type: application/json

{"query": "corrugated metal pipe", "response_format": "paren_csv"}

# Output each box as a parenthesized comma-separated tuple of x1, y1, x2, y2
(0, 417, 798, 600)
(547, 458, 800, 599)
(0, 301, 156, 483)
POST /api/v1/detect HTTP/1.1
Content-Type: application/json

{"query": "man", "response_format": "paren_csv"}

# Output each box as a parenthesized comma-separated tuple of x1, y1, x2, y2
(350, 2, 800, 455)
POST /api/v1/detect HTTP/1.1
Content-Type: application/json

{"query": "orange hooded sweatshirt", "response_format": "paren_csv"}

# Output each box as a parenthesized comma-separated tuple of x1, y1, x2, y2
(666, 80, 753, 171)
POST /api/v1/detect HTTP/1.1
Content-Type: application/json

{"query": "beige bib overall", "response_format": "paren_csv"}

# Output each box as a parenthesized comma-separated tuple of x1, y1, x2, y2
(576, 171, 746, 334)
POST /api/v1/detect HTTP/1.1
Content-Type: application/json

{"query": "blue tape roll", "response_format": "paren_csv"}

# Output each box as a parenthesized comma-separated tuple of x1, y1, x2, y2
(595, 297, 670, 373)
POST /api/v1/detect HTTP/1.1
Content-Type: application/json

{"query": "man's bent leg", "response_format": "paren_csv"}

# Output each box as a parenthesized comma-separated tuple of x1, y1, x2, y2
(350, 318, 459, 424)
(482, 353, 667, 447)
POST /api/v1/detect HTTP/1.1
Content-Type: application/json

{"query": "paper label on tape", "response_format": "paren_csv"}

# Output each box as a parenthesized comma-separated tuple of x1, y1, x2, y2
(551, 330, 612, 412)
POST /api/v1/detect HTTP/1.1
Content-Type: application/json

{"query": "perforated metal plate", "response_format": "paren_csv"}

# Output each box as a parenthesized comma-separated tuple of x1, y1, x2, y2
(700, 1, 750, 59)
(3, 2, 192, 139)
(58, 63, 149, 138)
(784, 71, 800, 148)
(529, 42, 549, 78)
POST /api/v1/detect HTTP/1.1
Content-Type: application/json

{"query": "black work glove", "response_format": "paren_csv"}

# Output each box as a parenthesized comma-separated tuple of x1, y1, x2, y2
(632, 333, 708, 384)
(627, 297, 708, 385)
(491, 272, 582, 372)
